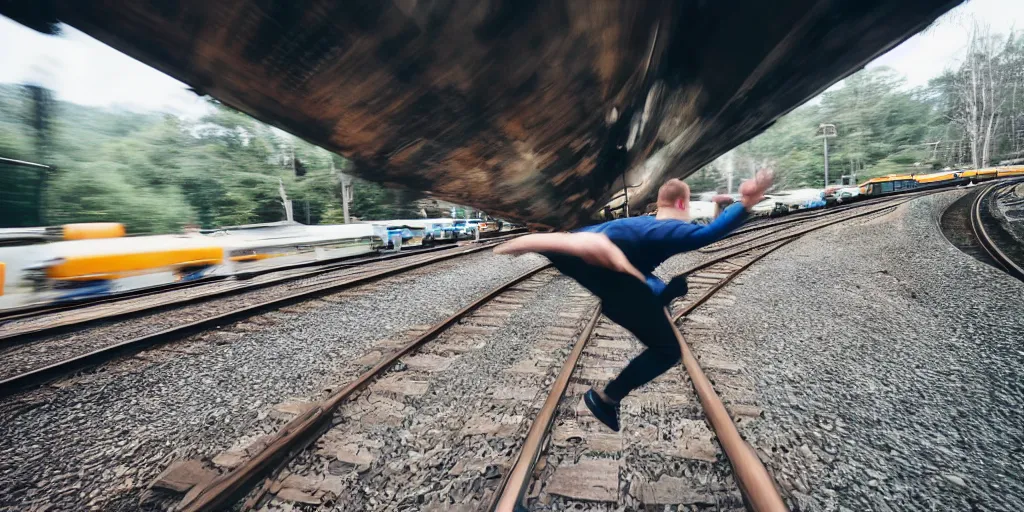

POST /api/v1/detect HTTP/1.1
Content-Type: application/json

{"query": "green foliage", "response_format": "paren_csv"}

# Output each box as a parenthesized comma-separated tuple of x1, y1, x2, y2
(733, 67, 945, 189)
(0, 89, 419, 232)
(6, 29, 1024, 229)
(46, 164, 195, 233)
(684, 165, 725, 194)
(688, 48, 1024, 191)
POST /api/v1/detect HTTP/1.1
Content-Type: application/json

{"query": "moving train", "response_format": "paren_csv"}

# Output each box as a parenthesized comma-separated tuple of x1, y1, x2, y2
(0, 221, 388, 311)
(858, 166, 1024, 197)
(690, 165, 1024, 222)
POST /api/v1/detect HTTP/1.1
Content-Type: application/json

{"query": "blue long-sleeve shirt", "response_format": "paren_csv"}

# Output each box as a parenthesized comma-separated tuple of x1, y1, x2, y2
(574, 203, 749, 299)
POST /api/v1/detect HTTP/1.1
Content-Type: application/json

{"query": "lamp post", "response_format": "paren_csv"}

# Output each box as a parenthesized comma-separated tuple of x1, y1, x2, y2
(818, 124, 838, 188)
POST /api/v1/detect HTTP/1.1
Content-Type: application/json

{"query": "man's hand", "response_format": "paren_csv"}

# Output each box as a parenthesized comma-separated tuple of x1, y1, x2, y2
(495, 232, 645, 282)
(739, 168, 774, 209)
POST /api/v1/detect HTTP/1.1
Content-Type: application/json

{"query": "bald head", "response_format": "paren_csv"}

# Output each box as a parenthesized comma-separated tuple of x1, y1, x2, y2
(657, 178, 690, 209)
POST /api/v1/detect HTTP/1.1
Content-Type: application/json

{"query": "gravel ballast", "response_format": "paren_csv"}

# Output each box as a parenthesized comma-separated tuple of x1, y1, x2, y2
(255, 272, 595, 510)
(0, 250, 544, 511)
(675, 190, 1024, 511)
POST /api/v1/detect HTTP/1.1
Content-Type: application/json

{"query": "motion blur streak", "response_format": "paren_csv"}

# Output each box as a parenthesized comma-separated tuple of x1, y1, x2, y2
(2, 1, 963, 227)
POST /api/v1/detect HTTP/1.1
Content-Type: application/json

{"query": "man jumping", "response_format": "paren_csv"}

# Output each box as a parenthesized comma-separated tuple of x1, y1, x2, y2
(495, 170, 773, 431)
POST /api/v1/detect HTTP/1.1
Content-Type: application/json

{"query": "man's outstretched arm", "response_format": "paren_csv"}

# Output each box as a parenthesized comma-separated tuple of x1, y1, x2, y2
(680, 169, 775, 248)
(495, 232, 646, 282)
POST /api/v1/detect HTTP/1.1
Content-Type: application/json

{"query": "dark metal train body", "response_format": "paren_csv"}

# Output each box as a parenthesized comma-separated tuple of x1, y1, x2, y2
(1, 0, 964, 228)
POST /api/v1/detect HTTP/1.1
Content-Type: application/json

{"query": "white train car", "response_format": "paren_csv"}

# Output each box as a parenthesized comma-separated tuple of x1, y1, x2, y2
(367, 220, 428, 250)
(205, 221, 388, 272)
(772, 188, 827, 211)
(419, 218, 457, 244)
(688, 201, 718, 225)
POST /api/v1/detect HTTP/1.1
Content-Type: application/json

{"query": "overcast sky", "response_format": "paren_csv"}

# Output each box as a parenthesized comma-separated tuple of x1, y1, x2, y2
(1, 0, 1023, 117)
(870, 0, 1024, 86)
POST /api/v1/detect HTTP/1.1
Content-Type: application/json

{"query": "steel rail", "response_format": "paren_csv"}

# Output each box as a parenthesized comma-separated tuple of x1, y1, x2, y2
(666, 198, 911, 509)
(0, 242, 462, 325)
(668, 316, 787, 511)
(720, 186, 946, 241)
(673, 239, 797, 322)
(0, 236, 523, 340)
(485, 251, 792, 511)
(489, 304, 602, 512)
(971, 182, 1024, 281)
(489, 196, 907, 511)
(706, 190, 943, 254)
(178, 264, 552, 512)
(690, 200, 904, 274)
(0, 236, 516, 342)
(0, 241, 518, 398)
(676, 202, 901, 322)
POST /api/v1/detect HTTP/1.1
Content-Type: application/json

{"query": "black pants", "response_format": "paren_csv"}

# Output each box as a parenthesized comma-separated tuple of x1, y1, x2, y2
(544, 253, 682, 402)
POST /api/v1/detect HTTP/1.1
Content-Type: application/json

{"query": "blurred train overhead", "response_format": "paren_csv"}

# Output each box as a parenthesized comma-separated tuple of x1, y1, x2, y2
(2, 1, 962, 227)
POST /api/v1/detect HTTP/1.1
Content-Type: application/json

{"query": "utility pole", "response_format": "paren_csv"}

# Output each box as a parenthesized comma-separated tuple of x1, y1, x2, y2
(340, 174, 353, 224)
(823, 136, 829, 186)
(290, 140, 297, 175)
(722, 150, 735, 194)
(818, 123, 838, 188)
(329, 156, 353, 224)
(278, 178, 294, 222)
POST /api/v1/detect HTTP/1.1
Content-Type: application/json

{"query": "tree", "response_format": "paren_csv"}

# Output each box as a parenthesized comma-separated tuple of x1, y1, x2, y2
(947, 22, 1007, 168)
(685, 163, 726, 194)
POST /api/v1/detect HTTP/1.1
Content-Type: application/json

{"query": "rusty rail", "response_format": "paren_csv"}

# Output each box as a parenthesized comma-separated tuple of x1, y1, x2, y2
(666, 194, 912, 508)
(702, 193, 917, 255)
(489, 304, 602, 512)
(668, 313, 788, 511)
(673, 239, 797, 322)
(971, 181, 1024, 281)
(488, 194, 914, 511)
(719, 186, 947, 242)
(178, 264, 552, 512)
(0, 239, 518, 398)
(180, 193, 913, 510)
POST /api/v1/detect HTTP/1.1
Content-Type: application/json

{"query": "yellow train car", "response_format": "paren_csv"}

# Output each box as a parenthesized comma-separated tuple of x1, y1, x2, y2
(996, 165, 1024, 178)
(956, 166, 1024, 182)
(858, 166, 1024, 200)
(858, 174, 917, 196)
(914, 170, 963, 185)
(45, 245, 223, 281)
(962, 168, 999, 182)
(857, 170, 972, 197)
(61, 223, 126, 241)
(0, 230, 226, 308)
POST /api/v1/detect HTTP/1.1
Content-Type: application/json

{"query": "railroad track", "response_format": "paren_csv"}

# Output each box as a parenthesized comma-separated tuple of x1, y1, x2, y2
(489, 203, 900, 511)
(970, 180, 1024, 281)
(940, 180, 1024, 281)
(156, 195, 906, 511)
(160, 264, 573, 510)
(0, 235, 524, 336)
(0, 242, 472, 325)
(0, 237, 519, 398)
(699, 195, 913, 258)
(704, 188, 950, 254)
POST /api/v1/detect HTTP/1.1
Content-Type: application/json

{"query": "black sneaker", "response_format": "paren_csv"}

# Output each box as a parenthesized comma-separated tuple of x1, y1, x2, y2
(660, 274, 690, 305)
(584, 389, 621, 432)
